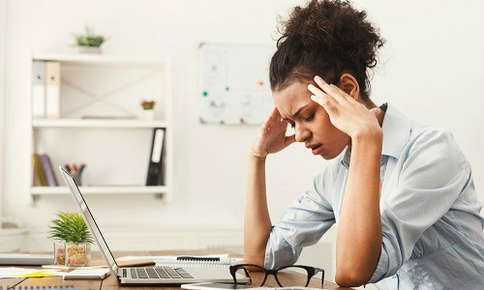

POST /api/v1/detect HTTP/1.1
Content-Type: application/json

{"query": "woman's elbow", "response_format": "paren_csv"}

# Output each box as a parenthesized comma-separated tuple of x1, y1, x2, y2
(335, 268, 371, 287)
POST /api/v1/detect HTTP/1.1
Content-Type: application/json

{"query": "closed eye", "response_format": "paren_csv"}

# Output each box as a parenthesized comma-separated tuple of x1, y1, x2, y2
(304, 112, 315, 122)
(287, 113, 313, 128)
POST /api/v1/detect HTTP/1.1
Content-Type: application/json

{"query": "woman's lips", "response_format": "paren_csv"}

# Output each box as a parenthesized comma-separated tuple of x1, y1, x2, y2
(311, 144, 323, 155)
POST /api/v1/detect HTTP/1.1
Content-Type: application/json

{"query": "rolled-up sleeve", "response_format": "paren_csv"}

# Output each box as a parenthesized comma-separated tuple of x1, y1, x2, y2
(265, 172, 335, 269)
(369, 130, 471, 283)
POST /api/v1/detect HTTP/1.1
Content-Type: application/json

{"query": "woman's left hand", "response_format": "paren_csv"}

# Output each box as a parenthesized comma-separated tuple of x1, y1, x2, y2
(308, 75, 382, 139)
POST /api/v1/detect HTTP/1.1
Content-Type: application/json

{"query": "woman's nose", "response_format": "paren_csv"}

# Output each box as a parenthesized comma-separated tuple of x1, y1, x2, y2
(295, 125, 310, 143)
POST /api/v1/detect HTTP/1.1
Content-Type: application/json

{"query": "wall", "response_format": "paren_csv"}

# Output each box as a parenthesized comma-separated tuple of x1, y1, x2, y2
(2, 0, 483, 282)
(0, 0, 6, 217)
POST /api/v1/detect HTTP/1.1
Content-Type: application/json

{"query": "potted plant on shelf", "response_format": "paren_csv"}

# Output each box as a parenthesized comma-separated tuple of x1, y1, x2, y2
(49, 212, 94, 267)
(74, 26, 106, 54)
(140, 99, 156, 120)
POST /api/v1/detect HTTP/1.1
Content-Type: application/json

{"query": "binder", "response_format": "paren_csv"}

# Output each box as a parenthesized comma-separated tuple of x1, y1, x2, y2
(146, 128, 166, 186)
(39, 154, 59, 186)
(32, 61, 46, 119)
(45, 61, 61, 119)
(32, 153, 48, 186)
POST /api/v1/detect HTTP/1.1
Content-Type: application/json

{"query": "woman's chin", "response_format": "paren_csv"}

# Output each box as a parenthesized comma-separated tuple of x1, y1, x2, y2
(318, 148, 341, 160)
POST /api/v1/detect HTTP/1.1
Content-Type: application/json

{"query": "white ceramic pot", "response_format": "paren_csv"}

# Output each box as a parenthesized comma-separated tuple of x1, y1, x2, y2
(78, 46, 102, 54)
(139, 109, 155, 120)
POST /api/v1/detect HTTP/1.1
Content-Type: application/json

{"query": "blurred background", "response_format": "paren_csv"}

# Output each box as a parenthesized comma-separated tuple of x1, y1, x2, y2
(0, 0, 482, 283)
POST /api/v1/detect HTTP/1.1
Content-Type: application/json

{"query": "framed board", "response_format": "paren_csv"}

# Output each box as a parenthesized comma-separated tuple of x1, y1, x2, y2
(199, 42, 274, 125)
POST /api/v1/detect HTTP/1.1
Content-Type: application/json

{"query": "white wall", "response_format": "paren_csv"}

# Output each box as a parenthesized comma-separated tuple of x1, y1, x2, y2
(0, 0, 6, 217)
(2, 0, 483, 281)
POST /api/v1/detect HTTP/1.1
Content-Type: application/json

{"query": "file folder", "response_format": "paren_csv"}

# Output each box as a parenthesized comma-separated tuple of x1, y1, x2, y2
(146, 127, 166, 185)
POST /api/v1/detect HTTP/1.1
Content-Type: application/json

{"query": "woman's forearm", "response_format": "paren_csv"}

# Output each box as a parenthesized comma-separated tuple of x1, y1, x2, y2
(336, 130, 383, 286)
(244, 154, 272, 266)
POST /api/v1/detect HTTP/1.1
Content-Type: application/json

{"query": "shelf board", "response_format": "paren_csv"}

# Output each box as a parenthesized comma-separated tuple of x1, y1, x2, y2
(32, 119, 167, 129)
(33, 53, 167, 67)
(31, 186, 168, 195)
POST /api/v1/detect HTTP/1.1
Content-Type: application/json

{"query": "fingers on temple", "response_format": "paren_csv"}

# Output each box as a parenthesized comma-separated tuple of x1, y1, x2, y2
(310, 94, 336, 113)
(308, 84, 340, 110)
(313, 76, 347, 103)
(274, 107, 283, 116)
(285, 135, 296, 145)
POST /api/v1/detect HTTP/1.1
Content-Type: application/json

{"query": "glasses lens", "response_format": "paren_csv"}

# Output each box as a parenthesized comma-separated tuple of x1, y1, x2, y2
(276, 266, 312, 287)
(234, 267, 252, 285)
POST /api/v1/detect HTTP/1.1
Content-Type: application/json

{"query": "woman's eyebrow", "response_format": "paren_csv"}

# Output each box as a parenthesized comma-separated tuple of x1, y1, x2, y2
(282, 104, 309, 121)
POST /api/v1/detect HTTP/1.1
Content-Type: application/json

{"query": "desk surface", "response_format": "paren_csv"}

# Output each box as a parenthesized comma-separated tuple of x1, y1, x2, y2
(1, 250, 353, 290)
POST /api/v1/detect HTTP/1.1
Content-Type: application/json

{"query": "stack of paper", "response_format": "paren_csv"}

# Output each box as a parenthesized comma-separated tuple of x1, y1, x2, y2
(0, 267, 110, 280)
(63, 268, 110, 279)
(0, 267, 58, 278)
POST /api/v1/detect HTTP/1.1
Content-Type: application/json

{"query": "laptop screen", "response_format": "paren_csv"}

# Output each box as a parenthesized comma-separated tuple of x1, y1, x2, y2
(59, 166, 119, 277)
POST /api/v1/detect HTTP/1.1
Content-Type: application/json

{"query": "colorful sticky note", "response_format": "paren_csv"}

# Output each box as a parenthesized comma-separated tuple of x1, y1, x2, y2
(202, 91, 208, 97)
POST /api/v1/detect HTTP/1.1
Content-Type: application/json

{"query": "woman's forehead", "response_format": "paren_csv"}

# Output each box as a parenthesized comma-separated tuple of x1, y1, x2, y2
(272, 81, 312, 117)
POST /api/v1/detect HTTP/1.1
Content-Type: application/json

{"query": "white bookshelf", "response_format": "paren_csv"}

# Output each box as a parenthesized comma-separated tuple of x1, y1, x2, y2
(29, 53, 173, 201)
(33, 53, 167, 67)
(33, 119, 168, 129)
(31, 185, 168, 195)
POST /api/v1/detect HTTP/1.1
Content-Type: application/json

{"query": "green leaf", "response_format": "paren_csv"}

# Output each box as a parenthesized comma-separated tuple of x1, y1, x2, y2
(48, 211, 94, 244)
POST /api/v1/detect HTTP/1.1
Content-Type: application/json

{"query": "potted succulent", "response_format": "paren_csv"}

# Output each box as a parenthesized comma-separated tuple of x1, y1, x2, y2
(49, 212, 94, 267)
(74, 26, 106, 54)
(140, 99, 156, 120)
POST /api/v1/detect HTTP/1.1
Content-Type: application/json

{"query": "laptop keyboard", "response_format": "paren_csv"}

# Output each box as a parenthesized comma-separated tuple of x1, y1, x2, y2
(125, 266, 193, 280)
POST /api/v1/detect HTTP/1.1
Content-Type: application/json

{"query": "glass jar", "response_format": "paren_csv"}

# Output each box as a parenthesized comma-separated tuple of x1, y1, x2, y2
(65, 242, 90, 267)
(53, 240, 66, 265)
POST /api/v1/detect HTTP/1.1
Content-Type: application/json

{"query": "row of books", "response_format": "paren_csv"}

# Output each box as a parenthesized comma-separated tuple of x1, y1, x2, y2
(32, 60, 61, 119)
(32, 127, 166, 187)
(32, 153, 58, 186)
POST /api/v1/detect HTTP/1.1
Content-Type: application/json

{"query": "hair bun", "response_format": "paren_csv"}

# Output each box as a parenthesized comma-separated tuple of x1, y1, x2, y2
(280, 0, 383, 69)
(271, 0, 384, 97)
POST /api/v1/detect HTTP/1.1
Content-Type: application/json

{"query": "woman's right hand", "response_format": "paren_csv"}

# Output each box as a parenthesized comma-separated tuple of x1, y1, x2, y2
(250, 107, 296, 158)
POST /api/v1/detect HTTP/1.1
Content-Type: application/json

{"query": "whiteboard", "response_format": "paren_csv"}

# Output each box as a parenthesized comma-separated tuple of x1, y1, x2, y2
(199, 42, 274, 125)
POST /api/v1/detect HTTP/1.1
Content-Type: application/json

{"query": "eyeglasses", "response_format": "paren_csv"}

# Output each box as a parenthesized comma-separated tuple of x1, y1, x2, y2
(229, 264, 325, 287)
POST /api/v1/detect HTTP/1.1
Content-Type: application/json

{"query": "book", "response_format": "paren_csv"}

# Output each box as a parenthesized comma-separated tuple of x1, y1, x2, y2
(32, 60, 46, 119)
(39, 154, 58, 186)
(45, 61, 61, 119)
(146, 127, 166, 185)
(32, 153, 48, 186)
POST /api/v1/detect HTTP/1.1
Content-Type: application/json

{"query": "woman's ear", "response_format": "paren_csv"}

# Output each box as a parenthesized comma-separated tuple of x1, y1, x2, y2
(338, 73, 360, 100)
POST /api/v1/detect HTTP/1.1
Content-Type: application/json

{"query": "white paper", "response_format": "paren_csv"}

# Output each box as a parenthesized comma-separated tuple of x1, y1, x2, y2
(0, 267, 60, 279)
(62, 268, 110, 279)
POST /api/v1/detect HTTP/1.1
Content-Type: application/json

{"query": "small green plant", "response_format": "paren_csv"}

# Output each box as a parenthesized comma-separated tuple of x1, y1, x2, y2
(141, 100, 156, 110)
(49, 212, 94, 244)
(74, 26, 105, 48)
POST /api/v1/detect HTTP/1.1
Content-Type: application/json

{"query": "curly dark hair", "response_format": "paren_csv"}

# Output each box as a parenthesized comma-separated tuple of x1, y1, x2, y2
(269, 0, 384, 100)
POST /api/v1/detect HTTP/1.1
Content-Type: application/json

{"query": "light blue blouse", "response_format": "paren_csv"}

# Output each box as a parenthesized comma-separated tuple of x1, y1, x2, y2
(264, 104, 484, 289)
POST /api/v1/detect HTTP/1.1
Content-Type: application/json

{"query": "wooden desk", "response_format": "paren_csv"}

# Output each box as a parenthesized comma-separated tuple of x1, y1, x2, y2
(1, 250, 353, 290)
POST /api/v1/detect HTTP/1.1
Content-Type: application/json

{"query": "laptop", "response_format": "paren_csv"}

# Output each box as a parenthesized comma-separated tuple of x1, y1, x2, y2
(59, 166, 246, 285)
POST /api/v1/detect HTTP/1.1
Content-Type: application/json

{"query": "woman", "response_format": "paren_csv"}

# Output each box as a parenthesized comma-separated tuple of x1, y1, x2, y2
(244, 0, 484, 289)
